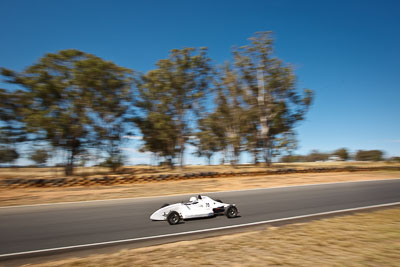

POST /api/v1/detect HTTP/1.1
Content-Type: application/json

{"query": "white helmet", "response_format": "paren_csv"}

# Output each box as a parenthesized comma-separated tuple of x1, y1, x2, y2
(189, 196, 197, 202)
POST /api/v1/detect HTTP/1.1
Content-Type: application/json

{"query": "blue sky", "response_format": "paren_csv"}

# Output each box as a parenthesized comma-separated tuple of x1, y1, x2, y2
(1, 0, 399, 164)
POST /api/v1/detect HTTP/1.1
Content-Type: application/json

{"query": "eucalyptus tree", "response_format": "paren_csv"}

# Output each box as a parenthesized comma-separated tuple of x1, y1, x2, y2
(0, 88, 26, 147)
(134, 48, 213, 168)
(242, 107, 261, 164)
(1, 49, 133, 175)
(29, 148, 49, 166)
(233, 32, 314, 165)
(213, 63, 247, 165)
(0, 147, 19, 166)
(0, 87, 26, 166)
(355, 150, 383, 161)
(270, 130, 298, 159)
(333, 148, 349, 161)
(191, 112, 224, 165)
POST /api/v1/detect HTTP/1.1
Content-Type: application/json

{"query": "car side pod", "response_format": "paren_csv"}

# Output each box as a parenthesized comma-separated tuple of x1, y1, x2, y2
(225, 205, 239, 218)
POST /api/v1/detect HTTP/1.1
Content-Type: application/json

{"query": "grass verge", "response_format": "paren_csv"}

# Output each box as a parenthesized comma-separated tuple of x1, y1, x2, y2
(21, 207, 400, 266)
(1, 171, 399, 207)
(1, 162, 399, 179)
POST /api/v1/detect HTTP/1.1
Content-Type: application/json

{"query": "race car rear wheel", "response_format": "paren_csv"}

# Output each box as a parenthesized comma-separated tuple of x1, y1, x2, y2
(225, 205, 238, 218)
(167, 211, 181, 225)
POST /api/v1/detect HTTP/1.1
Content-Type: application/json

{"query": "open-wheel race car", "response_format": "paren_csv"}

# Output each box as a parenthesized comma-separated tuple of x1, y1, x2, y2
(150, 195, 239, 225)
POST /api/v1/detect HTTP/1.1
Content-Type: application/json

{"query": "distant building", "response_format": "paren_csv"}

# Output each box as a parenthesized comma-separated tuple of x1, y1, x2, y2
(328, 156, 342, 161)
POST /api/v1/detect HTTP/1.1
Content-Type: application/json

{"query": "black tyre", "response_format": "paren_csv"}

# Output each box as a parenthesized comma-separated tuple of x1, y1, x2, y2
(167, 211, 181, 225)
(161, 203, 170, 208)
(225, 205, 238, 218)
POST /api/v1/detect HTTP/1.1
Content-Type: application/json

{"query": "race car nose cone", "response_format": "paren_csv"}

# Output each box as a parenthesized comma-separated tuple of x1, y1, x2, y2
(150, 210, 165, 221)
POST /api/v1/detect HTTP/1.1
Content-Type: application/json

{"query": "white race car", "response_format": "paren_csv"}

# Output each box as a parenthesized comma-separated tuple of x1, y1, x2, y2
(150, 195, 239, 225)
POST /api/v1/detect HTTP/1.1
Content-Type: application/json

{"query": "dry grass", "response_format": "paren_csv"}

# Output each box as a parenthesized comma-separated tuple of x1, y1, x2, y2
(1, 162, 399, 179)
(0, 171, 399, 207)
(0, 166, 111, 179)
(22, 207, 400, 267)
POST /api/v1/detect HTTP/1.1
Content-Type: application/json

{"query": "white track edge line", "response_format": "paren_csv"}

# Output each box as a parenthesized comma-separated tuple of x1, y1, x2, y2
(1, 201, 400, 258)
(1, 178, 399, 209)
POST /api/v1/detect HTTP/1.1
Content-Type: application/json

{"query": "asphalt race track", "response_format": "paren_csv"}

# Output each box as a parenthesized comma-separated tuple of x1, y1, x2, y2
(1, 179, 400, 257)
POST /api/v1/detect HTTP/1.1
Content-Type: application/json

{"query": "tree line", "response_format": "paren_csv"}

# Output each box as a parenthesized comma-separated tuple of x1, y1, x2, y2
(0, 32, 314, 175)
(280, 148, 388, 162)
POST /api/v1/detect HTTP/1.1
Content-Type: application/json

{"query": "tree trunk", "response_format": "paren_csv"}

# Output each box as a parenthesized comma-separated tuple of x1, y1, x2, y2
(257, 66, 271, 168)
(179, 146, 184, 168)
(177, 109, 185, 169)
(233, 147, 240, 168)
(65, 151, 74, 176)
(263, 137, 272, 167)
(65, 142, 79, 176)
(253, 150, 258, 165)
(168, 157, 174, 169)
(220, 149, 225, 165)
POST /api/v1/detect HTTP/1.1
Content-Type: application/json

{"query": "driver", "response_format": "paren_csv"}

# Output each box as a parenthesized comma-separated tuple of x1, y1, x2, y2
(189, 196, 197, 203)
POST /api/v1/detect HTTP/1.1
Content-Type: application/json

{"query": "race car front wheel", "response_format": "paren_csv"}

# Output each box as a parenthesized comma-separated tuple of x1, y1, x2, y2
(225, 205, 238, 218)
(167, 211, 181, 225)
